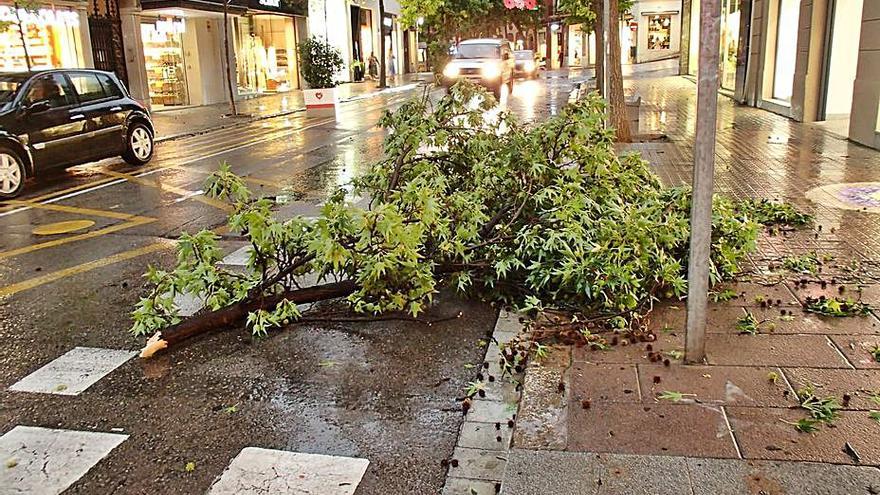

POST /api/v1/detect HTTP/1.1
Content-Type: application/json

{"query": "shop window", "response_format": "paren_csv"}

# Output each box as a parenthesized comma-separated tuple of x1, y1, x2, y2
(141, 18, 188, 108)
(23, 73, 73, 108)
(0, 6, 85, 71)
(68, 73, 107, 103)
(236, 15, 297, 95)
(647, 14, 671, 50)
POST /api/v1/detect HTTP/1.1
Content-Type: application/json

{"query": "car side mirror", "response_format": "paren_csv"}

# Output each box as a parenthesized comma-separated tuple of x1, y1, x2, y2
(22, 100, 50, 114)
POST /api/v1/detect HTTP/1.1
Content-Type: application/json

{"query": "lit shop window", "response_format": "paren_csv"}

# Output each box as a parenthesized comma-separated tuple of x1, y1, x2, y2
(236, 15, 298, 95)
(647, 14, 672, 50)
(141, 18, 189, 107)
(0, 6, 84, 71)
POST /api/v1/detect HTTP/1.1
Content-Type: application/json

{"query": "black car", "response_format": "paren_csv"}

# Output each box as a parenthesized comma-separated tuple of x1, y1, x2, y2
(0, 69, 155, 198)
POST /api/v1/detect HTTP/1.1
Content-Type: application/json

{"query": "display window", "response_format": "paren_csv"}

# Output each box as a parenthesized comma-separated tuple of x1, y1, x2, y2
(141, 18, 188, 108)
(720, 0, 740, 91)
(0, 5, 85, 71)
(647, 14, 671, 50)
(771, 0, 798, 102)
(235, 15, 298, 95)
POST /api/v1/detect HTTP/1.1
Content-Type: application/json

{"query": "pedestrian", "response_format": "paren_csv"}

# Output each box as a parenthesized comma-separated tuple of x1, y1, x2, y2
(368, 52, 379, 80)
(389, 50, 397, 77)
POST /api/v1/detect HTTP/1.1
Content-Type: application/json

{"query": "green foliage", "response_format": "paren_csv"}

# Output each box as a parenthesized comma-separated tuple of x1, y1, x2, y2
(803, 296, 872, 317)
(870, 344, 880, 363)
(131, 83, 761, 339)
(656, 390, 695, 402)
(736, 311, 759, 335)
(796, 384, 842, 424)
(738, 199, 813, 227)
(781, 252, 820, 274)
(870, 411, 880, 424)
(297, 37, 344, 89)
(710, 288, 737, 302)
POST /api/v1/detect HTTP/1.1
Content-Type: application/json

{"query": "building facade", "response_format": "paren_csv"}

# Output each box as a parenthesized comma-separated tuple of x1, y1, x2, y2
(680, 0, 879, 150)
(0, 0, 95, 72)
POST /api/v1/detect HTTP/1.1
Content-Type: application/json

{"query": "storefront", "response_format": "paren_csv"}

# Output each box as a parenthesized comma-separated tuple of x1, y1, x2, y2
(685, 0, 744, 92)
(235, 0, 306, 95)
(140, 16, 188, 107)
(628, 0, 680, 64)
(0, 2, 92, 72)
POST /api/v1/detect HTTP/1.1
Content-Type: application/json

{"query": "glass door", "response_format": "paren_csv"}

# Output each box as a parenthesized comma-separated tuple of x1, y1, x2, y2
(720, 0, 741, 90)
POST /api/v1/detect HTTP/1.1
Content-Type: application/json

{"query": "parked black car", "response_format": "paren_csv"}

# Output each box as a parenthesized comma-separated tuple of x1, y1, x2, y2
(0, 69, 155, 199)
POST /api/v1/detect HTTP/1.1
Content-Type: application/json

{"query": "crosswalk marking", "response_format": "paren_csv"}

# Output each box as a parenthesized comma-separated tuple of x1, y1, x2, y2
(9, 347, 135, 396)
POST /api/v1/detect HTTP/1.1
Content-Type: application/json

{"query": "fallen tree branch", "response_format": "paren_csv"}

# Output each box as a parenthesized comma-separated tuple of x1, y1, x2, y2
(141, 280, 357, 358)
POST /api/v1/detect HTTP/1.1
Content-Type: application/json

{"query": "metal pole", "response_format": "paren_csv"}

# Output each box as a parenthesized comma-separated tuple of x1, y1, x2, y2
(601, 0, 609, 97)
(685, 0, 721, 364)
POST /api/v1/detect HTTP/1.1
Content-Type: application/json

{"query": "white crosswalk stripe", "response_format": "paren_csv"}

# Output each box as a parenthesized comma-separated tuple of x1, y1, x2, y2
(8, 347, 135, 396)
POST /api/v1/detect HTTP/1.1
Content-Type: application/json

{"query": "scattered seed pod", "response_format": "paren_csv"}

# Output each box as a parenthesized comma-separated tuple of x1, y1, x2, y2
(476, 373, 484, 381)
(611, 336, 619, 346)
(582, 399, 591, 409)
(839, 286, 846, 294)
(495, 422, 501, 430)
(450, 459, 459, 467)
(495, 482, 501, 493)
(507, 420, 514, 428)
(653, 376, 661, 384)
(843, 393, 851, 407)
(441, 459, 449, 467)
(478, 389, 486, 398)
(483, 362, 489, 369)
(776, 299, 782, 306)
(496, 435, 502, 442)
(462, 399, 471, 415)
(663, 359, 670, 367)
(782, 390, 790, 397)
(646, 344, 654, 352)
(557, 382, 566, 393)
(820, 281, 827, 289)
(488, 375, 495, 382)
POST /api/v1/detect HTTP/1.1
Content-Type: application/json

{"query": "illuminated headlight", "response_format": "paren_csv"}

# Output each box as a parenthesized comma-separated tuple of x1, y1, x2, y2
(482, 63, 501, 79)
(523, 61, 535, 72)
(443, 65, 460, 78)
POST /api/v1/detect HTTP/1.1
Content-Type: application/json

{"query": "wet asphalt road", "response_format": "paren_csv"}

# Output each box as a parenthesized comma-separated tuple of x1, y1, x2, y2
(0, 74, 579, 494)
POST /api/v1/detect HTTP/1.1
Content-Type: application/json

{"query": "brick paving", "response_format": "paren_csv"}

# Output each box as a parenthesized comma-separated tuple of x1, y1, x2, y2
(493, 76, 880, 493)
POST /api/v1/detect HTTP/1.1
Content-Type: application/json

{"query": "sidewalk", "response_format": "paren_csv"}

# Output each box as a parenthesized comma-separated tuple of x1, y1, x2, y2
(150, 73, 431, 141)
(443, 76, 880, 494)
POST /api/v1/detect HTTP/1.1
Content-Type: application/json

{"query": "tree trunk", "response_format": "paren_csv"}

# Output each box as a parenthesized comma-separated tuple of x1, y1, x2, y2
(593, 0, 604, 96)
(608, 0, 631, 142)
(223, 0, 238, 116)
(378, 0, 387, 88)
(14, 3, 31, 71)
(140, 280, 358, 358)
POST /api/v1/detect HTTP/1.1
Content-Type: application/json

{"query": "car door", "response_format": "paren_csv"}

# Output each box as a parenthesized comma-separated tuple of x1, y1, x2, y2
(67, 72, 124, 158)
(19, 73, 85, 169)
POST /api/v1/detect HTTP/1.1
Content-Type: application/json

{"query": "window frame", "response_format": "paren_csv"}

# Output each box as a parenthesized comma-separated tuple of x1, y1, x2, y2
(20, 72, 78, 110)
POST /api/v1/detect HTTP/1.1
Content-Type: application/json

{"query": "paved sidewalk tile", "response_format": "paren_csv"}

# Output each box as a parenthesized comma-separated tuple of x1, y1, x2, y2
(567, 402, 738, 458)
(830, 335, 880, 369)
(687, 457, 880, 495)
(0, 426, 128, 495)
(637, 364, 793, 407)
(783, 368, 880, 409)
(9, 347, 135, 395)
(706, 334, 850, 368)
(446, 447, 507, 482)
(442, 477, 499, 495)
(208, 448, 369, 495)
(174, 291, 205, 317)
(788, 282, 880, 307)
(502, 449, 599, 495)
(722, 307, 880, 335)
(595, 453, 691, 495)
(726, 407, 880, 465)
(711, 283, 800, 307)
(570, 363, 640, 403)
(572, 331, 685, 365)
(457, 421, 512, 450)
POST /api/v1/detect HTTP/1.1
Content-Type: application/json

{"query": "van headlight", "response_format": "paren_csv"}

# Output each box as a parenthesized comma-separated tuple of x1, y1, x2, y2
(482, 63, 501, 79)
(443, 65, 460, 78)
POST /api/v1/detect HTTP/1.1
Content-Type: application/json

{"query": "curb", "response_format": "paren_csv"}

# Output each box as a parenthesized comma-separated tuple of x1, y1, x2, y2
(441, 309, 526, 495)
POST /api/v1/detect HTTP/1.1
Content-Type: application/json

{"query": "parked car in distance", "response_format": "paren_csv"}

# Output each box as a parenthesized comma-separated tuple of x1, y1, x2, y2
(441, 39, 515, 99)
(513, 50, 538, 79)
(0, 69, 155, 199)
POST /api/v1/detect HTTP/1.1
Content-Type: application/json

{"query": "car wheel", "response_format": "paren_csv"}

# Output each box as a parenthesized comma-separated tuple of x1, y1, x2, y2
(0, 147, 25, 199)
(123, 123, 154, 166)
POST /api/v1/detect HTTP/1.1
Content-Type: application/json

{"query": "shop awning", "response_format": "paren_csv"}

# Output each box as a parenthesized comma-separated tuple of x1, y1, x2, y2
(140, 0, 308, 17)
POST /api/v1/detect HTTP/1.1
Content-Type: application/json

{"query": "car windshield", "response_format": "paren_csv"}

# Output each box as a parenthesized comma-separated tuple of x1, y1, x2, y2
(514, 51, 533, 60)
(0, 76, 24, 105)
(455, 44, 500, 59)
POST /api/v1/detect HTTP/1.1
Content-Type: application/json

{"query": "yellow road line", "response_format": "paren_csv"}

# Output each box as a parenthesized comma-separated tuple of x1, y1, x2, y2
(2, 199, 155, 221)
(99, 169, 233, 212)
(0, 217, 155, 260)
(0, 242, 172, 298)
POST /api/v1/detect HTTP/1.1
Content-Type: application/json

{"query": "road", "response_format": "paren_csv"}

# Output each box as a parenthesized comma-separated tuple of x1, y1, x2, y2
(0, 73, 580, 494)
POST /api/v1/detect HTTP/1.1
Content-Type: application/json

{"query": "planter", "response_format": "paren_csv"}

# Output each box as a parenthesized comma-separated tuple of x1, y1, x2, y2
(303, 88, 336, 114)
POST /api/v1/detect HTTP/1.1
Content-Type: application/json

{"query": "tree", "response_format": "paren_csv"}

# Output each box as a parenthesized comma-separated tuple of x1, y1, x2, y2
(607, 0, 631, 141)
(131, 83, 765, 357)
(298, 37, 344, 89)
(222, 0, 238, 116)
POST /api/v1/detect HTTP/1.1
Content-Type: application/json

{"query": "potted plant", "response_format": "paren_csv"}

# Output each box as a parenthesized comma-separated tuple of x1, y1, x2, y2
(351, 59, 366, 82)
(298, 37, 345, 113)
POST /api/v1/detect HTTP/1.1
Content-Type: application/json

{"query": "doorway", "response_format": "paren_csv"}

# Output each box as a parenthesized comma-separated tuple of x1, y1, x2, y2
(819, 0, 864, 125)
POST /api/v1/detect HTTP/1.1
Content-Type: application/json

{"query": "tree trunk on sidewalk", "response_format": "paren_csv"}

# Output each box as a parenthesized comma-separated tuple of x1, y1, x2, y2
(222, 0, 238, 116)
(378, 0, 387, 88)
(608, 0, 631, 142)
(593, 0, 604, 96)
(13, 2, 31, 71)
